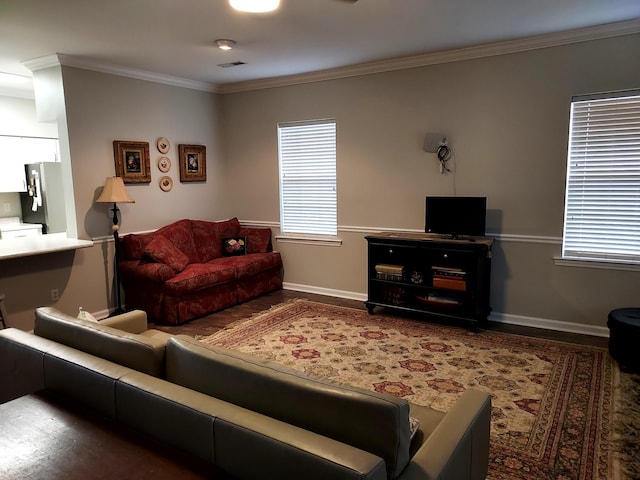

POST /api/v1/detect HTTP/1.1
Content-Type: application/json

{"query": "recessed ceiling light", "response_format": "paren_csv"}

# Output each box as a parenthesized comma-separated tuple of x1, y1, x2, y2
(215, 39, 237, 51)
(229, 0, 280, 13)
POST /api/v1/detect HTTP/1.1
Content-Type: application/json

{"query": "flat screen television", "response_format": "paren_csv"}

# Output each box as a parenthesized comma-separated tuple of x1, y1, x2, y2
(425, 196, 487, 238)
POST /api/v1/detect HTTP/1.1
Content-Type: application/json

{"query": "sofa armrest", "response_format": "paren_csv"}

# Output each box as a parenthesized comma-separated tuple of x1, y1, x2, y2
(100, 310, 148, 334)
(399, 389, 491, 480)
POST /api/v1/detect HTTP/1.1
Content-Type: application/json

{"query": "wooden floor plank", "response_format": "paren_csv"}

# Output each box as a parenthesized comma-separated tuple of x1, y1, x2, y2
(0, 391, 226, 479)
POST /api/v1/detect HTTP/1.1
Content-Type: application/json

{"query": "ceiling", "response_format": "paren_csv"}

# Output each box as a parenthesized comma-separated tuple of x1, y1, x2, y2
(1, 0, 639, 95)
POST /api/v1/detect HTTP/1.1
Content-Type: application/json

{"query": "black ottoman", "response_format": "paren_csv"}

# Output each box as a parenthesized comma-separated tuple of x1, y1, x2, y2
(608, 308, 640, 372)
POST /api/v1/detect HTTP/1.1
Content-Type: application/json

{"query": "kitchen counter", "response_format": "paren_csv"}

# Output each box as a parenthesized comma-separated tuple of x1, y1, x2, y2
(0, 233, 93, 260)
(0, 222, 42, 239)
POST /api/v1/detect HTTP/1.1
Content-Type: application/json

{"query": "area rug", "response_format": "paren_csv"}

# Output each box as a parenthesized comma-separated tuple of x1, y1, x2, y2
(199, 300, 619, 480)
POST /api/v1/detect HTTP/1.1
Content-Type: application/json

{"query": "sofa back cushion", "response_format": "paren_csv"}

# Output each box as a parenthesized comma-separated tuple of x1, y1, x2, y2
(191, 217, 241, 262)
(120, 231, 156, 260)
(143, 234, 190, 272)
(33, 307, 167, 377)
(155, 219, 199, 264)
(238, 227, 273, 253)
(166, 336, 411, 479)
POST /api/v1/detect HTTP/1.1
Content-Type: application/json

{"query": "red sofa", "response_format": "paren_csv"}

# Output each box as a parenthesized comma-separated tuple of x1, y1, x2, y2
(118, 218, 282, 325)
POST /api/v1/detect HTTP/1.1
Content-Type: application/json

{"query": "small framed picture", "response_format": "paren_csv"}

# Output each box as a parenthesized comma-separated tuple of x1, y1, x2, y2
(179, 144, 206, 182)
(113, 141, 151, 183)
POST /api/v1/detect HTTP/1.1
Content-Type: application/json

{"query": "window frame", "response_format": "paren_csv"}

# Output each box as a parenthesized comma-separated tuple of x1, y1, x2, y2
(277, 118, 338, 239)
(561, 89, 640, 267)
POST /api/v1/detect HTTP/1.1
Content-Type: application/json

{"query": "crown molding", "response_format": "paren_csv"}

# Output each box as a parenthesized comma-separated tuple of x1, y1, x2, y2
(24, 53, 218, 93)
(217, 18, 640, 94)
(18, 18, 640, 96)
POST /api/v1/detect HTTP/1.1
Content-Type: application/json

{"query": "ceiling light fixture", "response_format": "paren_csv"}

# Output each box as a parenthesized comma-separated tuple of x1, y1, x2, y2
(215, 39, 237, 50)
(229, 0, 280, 13)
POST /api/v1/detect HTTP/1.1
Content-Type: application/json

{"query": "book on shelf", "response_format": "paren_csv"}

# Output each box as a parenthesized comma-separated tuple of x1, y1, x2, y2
(431, 266, 466, 276)
(375, 264, 405, 274)
(375, 264, 405, 281)
(433, 277, 466, 291)
(431, 265, 466, 291)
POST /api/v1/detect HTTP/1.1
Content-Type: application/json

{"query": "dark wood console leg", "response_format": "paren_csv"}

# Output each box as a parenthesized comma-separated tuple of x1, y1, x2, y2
(365, 303, 375, 314)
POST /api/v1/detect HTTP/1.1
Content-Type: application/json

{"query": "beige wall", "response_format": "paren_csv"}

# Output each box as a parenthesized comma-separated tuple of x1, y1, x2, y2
(0, 67, 224, 329)
(219, 33, 640, 333)
(1, 33, 639, 333)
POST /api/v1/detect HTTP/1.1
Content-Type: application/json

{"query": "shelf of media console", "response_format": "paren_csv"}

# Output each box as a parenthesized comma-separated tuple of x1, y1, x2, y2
(369, 277, 474, 311)
(365, 232, 493, 329)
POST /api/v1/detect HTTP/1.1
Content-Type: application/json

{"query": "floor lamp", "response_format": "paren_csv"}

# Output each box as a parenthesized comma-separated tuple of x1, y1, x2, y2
(96, 176, 135, 314)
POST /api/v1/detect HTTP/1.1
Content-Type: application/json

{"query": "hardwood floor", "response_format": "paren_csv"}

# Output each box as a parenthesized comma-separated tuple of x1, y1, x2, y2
(0, 391, 229, 480)
(151, 289, 609, 349)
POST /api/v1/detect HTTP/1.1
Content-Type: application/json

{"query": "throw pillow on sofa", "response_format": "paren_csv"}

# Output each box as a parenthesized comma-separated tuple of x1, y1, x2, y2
(143, 235, 190, 272)
(222, 236, 247, 256)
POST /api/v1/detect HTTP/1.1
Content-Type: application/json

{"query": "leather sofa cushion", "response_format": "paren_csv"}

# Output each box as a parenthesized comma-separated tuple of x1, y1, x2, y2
(117, 370, 387, 480)
(33, 307, 167, 377)
(166, 336, 412, 479)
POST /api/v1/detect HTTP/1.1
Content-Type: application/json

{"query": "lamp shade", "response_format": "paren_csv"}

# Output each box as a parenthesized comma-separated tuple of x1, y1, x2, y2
(96, 177, 135, 203)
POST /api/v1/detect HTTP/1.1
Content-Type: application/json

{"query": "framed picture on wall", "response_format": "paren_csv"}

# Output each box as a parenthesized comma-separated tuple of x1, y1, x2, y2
(113, 140, 151, 183)
(178, 144, 206, 182)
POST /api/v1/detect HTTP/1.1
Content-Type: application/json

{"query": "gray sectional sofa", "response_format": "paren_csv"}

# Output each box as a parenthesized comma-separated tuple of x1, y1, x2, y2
(0, 307, 492, 480)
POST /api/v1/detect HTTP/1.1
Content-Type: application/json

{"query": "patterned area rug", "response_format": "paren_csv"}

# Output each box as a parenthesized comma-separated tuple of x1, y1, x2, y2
(199, 300, 619, 480)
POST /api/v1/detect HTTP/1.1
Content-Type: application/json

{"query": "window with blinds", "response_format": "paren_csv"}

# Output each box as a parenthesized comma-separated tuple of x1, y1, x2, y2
(562, 90, 640, 264)
(277, 119, 337, 236)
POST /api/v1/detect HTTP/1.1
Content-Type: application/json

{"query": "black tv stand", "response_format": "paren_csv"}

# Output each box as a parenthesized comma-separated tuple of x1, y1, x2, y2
(365, 232, 493, 330)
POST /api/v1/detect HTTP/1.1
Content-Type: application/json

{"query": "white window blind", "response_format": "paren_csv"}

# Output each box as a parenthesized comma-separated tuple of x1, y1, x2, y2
(278, 119, 337, 236)
(562, 90, 640, 263)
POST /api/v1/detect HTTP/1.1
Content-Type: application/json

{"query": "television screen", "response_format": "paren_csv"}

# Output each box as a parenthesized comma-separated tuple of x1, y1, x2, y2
(425, 196, 487, 238)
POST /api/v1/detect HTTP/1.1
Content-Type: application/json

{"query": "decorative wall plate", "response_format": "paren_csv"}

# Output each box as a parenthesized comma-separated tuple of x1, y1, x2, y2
(156, 137, 170, 154)
(158, 156, 171, 172)
(159, 175, 173, 192)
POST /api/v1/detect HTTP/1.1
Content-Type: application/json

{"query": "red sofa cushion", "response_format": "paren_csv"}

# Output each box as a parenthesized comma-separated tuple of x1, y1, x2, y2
(191, 217, 241, 262)
(143, 235, 190, 272)
(164, 263, 237, 296)
(238, 227, 272, 253)
(121, 232, 156, 260)
(155, 219, 199, 264)
(213, 252, 282, 279)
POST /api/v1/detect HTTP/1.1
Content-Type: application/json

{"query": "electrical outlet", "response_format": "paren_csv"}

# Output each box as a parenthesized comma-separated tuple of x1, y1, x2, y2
(50, 288, 59, 301)
(3, 202, 10, 213)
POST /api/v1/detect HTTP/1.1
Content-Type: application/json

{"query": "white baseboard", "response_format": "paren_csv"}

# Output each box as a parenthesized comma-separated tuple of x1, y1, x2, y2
(283, 283, 610, 338)
(283, 282, 367, 302)
(488, 312, 609, 338)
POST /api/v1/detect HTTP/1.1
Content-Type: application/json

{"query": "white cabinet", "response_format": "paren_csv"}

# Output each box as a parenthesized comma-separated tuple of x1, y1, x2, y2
(0, 136, 26, 192)
(0, 161, 26, 192)
(23, 137, 59, 163)
(0, 136, 59, 193)
(0, 217, 42, 239)
(0, 224, 42, 239)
